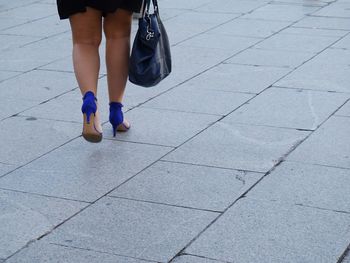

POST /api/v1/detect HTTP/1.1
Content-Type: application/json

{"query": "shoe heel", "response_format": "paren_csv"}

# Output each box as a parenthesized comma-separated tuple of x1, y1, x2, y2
(109, 102, 126, 136)
(112, 125, 117, 137)
(81, 91, 102, 143)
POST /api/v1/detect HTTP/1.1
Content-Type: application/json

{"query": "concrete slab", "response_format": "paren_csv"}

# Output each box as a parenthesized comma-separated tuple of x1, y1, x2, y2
(287, 116, 350, 169)
(186, 198, 350, 263)
(222, 87, 349, 130)
(0, 138, 172, 202)
(42, 197, 219, 262)
(276, 48, 350, 93)
(196, 0, 268, 14)
(0, 34, 39, 51)
(313, 2, 350, 18)
(336, 101, 350, 117)
(5, 241, 152, 263)
(248, 161, 350, 212)
(109, 161, 263, 212)
(0, 71, 21, 83)
(0, 3, 57, 20)
(332, 34, 350, 50)
(207, 18, 291, 38)
(0, 164, 16, 178)
(162, 122, 310, 173)
(177, 33, 260, 52)
(254, 31, 341, 53)
(172, 255, 223, 263)
(0, 189, 86, 259)
(2, 15, 70, 37)
(19, 88, 111, 124)
(0, 70, 77, 102)
(183, 63, 291, 94)
(0, 97, 39, 121)
(0, 116, 81, 165)
(242, 3, 319, 22)
(226, 48, 314, 68)
(140, 84, 254, 115)
(103, 107, 220, 147)
(0, 33, 71, 71)
(293, 16, 350, 31)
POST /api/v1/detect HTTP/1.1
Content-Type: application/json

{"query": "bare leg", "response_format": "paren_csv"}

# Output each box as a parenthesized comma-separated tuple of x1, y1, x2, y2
(69, 7, 103, 132)
(103, 8, 132, 104)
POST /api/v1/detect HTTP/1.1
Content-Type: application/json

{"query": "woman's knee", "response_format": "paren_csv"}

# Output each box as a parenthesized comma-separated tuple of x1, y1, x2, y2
(103, 10, 132, 40)
(72, 34, 102, 47)
(69, 8, 103, 47)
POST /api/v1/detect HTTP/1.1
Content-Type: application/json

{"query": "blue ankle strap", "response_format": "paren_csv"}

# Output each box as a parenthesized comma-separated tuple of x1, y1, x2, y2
(109, 102, 123, 108)
(83, 91, 97, 101)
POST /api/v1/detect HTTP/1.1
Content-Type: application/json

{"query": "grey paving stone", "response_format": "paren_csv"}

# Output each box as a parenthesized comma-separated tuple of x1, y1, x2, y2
(276, 48, 350, 93)
(0, 116, 81, 165)
(178, 33, 260, 52)
(285, 26, 348, 37)
(332, 34, 350, 50)
(242, 3, 319, 22)
(0, 97, 39, 121)
(40, 52, 107, 75)
(42, 197, 219, 262)
(0, 0, 38, 12)
(226, 48, 314, 68)
(0, 34, 39, 51)
(0, 189, 86, 259)
(0, 33, 71, 71)
(0, 70, 77, 102)
(185, 198, 350, 263)
(6, 241, 152, 263)
(140, 84, 254, 116)
(0, 3, 57, 20)
(123, 81, 174, 108)
(0, 71, 21, 83)
(270, 0, 329, 6)
(254, 31, 340, 53)
(103, 107, 220, 147)
(196, 0, 268, 14)
(160, 0, 210, 9)
(0, 164, 16, 177)
(172, 255, 223, 263)
(170, 45, 236, 80)
(162, 122, 309, 173)
(248, 161, 350, 212)
(163, 12, 238, 45)
(222, 87, 349, 130)
(206, 18, 291, 38)
(293, 16, 350, 31)
(183, 63, 291, 94)
(336, 101, 350, 117)
(19, 88, 111, 124)
(0, 138, 171, 202)
(2, 15, 70, 37)
(287, 116, 350, 169)
(0, 17, 29, 31)
(313, 2, 350, 18)
(109, 161, 263, 212)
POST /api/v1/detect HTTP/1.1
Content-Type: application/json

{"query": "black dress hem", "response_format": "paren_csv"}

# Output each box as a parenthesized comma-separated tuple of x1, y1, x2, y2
(57, 0, 142, 20)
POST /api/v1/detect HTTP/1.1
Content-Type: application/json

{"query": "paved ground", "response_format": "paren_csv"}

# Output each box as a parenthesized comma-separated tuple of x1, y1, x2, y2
(0, 0, 350, 262)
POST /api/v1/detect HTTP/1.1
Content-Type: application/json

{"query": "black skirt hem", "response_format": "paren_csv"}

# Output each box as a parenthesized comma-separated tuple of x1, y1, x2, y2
(57, 1, 142, 20)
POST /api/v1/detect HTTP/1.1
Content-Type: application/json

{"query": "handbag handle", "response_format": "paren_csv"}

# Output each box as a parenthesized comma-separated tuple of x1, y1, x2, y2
(141, 0, 159, 18)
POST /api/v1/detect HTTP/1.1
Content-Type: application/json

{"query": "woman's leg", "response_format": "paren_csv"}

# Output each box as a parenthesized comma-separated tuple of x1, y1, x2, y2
(69, 7, 103, 132)
(103, 8, 133, 103)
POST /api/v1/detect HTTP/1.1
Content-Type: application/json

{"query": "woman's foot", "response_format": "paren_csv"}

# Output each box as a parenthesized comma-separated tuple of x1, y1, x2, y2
(109, 102, 130, 136)
(81, 91, 103, 143)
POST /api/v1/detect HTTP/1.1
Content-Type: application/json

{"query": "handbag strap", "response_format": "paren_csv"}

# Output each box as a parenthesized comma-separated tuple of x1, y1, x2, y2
(141, 0, 159, 18)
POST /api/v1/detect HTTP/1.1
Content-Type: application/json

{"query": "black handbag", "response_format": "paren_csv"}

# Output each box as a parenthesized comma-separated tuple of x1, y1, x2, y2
(128, 0, 172, 87)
